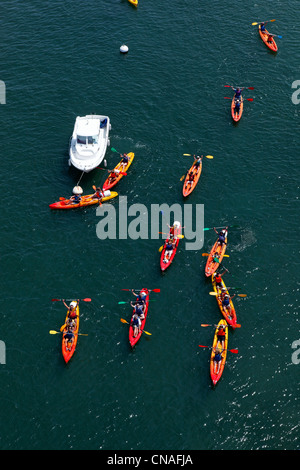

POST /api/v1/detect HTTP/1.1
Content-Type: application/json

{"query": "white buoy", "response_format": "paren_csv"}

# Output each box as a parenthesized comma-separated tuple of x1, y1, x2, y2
(120, 44, 129, 54)
(72, 185, 83, 195)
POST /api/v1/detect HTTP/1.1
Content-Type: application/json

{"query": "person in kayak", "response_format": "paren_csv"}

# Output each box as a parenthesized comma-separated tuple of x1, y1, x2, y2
(108, 168, 120, 182)
(131, 290, 147, 309)
(130, 300, 145, 319)
(213, 347, 223, 375)
(214, 227, 228, 247)
(222, 293, 236, 317)
(231, 87, 243, 98)
(64, 326, 75, 351)
(216, 324, 227, 349)
(234, 98, 242, 115)
(267, 33, 274, 43)
(260, 22, 266, 32)
(70, 193, 82, 204)
(92, 187, 104, 202)
(120, 153, 129, 171)
(163, 239, 175, 263)
(131, 313, 141, 337)
(213, 271, 226, 294)
(193, 155, 203, 168)
(62, 300, 78, 320)
(186, 170, 195, 189)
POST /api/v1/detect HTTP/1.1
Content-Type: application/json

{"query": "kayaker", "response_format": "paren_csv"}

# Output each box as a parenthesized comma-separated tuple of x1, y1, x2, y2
(186, 170, 195, 188)
(213, 348, 223, 375)
(130, 301, 145, 319)
(260, 22, 266, 32)
(213, 271, 226, 294)
(214, 227, 228, 247)
(92, 187, 104, 201)
(64, 326, 75, 351)
(216, 324, 227, 349)
(163, 239, 174, 263)
(234, 98, 241, 115)
(62, 300, 78, 320)
(212, 252, 221, 264)
(232, 87, 243, 98)
(109, 168, 120, 182)
(267, 33, 274, 43)
(120, 153, 129, 170)
(70, 193, 82, 204)
(131, 290, 147, 309)
(222, 293, 236, 317)
(193, 155, 203, 168)
(131, 313, 141, 337)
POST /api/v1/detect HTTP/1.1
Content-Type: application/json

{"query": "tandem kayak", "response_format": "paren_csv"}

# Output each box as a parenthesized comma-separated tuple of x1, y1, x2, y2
(205, 229, 228, 277)
(231, 95, 243, 122)
(49, 190, 118, 209)
(102, 152, 135, 191)
(258, 25, 278, 52)
(129, 288, 149, 348)
(160, 222, 181, 271)
(62, 302, 79, 364)
(211, 274, 238, 328)
(182, 161, 202, 197)
(210, 319, 228, 386)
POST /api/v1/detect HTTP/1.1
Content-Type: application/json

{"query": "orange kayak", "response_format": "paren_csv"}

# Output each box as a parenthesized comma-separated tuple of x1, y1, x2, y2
(259, 25, 278, 52)
(231, 95, 243, 122)
(211, 274, 238, 328)
(210, 319, 228, 385)
(102, 152, 134, 191)
(182, 160, 202, 197)
(205, 229, 228, 277)
(62, 303, 79, 363)
(49, 191, 118, 209)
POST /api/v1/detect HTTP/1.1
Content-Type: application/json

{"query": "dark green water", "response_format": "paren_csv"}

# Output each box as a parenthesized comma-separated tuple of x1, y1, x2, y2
(0, 0, 299, 450)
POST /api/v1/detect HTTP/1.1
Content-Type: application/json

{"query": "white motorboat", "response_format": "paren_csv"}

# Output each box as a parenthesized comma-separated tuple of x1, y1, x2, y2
(68, 114, 111, 172)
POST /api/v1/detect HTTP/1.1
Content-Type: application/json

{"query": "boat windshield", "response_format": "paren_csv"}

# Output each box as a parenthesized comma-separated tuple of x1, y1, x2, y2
(77, 135, 86, 144)
(88, 135, 98, 145)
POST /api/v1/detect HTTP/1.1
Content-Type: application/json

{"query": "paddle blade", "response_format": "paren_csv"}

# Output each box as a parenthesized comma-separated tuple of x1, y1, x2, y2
(198, 345, 210, 348)
(152, 289, 161, 293)
(82, 298, 92, 302)
(205, 155, 214, 159)
(183, 153, 192, 156)
(111, 147, 119, 153)
(120, 318, 129, 325)
(209, 292, 218, 296)
(49, 330, 60, 335)
(238, 294, 247, 297)
(143, 331, 152, 336)
(230, 349, 239, 354)
(159, 245, 164, 252)
(202, 253, 209, 256)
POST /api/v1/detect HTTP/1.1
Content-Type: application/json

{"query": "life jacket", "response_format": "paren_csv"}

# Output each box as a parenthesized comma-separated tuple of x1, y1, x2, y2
(218, 327, 226, 336)
(215, 274, 222, 284)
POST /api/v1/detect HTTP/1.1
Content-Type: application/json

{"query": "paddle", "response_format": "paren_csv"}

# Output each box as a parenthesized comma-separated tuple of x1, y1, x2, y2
(202, 253, 230, 258)
(49, 330, 88, 336)
(182, 154, 214, 159)
(111, 147, 121, 153)
(203, 224, 239, 231)
(118, 300, 156, 304)
(209, 291, 247, 297)
(120, 318, 152, 336)
(97, 167, 127, 175)
(201, 323, 241, 328)
(121, 288, 160, 293)
(51, 298, 91, 302)
(224, 97, 254, 101)
(252, 19, 276, 26)
(198, 345, 238, 353)
(224, 85, 255, 90)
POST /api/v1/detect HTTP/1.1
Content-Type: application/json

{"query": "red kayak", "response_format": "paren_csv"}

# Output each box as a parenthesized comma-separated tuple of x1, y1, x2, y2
(160, 222, 181, 271)
(129, 288, 150, 348)
(231, 95, 243, 122)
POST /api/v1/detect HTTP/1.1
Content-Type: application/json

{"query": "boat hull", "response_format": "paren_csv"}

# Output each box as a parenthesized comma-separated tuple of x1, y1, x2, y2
(129, 288, 149, 347)
(205, 231, 228, 277)
(231, 95, 243, 122)
(160, 225, 181, 271)
(62, 304, 79, 363)
(182, 161, 202, 197)
(211, 274, 238, 328)
(210, 319, 228, 385)
(259, 26, 278, 52)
